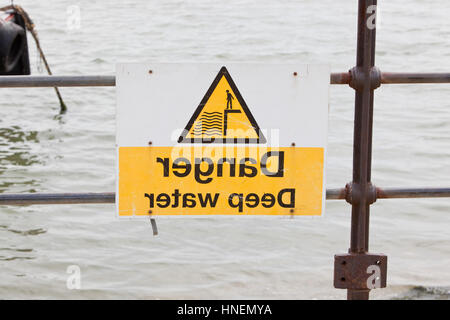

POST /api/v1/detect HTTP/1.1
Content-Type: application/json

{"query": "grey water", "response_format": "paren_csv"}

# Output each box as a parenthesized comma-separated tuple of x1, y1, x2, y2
(0, 0, 449, 299)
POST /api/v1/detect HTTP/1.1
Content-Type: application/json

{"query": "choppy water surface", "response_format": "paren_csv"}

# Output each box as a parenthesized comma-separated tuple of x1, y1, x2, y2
(0, 0, 449, 299)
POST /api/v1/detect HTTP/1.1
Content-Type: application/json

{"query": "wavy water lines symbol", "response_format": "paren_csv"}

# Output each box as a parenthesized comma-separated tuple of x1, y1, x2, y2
(192, 112, 223, 136)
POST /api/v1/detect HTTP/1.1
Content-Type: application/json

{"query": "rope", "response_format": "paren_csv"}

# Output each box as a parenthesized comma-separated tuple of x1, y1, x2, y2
(1, 4, 67, 113)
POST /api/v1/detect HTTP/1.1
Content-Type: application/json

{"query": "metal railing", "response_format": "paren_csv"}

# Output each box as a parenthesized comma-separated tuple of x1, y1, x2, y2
(0, 188, 449, 205)
(1, 72, 450, 88)
(0, 0, 449, 300)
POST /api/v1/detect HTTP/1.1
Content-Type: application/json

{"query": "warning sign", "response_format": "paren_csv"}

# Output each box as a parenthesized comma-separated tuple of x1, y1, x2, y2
(178, 66, 266, 144)
(116, 64, 329, 217)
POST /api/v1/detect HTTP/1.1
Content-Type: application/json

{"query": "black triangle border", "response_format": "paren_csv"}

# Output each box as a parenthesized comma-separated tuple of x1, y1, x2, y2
(177, 66, 266, 144)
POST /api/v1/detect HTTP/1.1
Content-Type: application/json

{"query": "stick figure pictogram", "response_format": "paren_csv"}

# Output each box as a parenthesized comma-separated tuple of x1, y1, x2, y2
(226, 89, 234, 109)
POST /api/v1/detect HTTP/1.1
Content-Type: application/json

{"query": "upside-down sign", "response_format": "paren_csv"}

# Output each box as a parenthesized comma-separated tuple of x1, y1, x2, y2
(116, 64, 329, 217)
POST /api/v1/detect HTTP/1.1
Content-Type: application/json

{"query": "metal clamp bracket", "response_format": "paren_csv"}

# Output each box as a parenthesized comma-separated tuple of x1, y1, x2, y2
(349, 66, 382, 91)
(334, 253, 387, 290)
(345, 182, 377, 205)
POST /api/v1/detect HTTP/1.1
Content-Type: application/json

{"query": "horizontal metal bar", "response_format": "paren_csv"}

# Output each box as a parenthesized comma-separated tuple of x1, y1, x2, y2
(330, 72, 351, 85)
(326, 188, 347, 200)
(0, 75, 115, 87)
(1, 73, 450, 88)
(327, 187, 450, 200)
(381, 72, 450, 84)
(0, 188, 448, 205)
(331, 72, 450, 84)
(0, 192, 115, 205)
(375, 187, 450, 199)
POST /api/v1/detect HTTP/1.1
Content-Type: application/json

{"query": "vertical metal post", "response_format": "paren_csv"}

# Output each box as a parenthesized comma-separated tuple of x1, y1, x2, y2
(348, 0, 378, 300)
(334, 0, 387, 300)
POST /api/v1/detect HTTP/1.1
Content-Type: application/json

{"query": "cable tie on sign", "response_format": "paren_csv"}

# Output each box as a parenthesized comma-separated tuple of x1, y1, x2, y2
(148, 210, 158, 236)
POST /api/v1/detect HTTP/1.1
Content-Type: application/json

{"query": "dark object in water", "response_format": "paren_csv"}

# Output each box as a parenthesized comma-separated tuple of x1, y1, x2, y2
(0, 4, 66, 113)
(0, 8, 30, 75)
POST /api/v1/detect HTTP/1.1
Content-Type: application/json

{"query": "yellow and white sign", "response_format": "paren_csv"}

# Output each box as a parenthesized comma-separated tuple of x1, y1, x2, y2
(116, 64, 329, 217)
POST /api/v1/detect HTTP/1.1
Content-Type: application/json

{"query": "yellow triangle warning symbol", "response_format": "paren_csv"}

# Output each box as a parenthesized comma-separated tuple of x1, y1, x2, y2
(178, 66, 266, 144)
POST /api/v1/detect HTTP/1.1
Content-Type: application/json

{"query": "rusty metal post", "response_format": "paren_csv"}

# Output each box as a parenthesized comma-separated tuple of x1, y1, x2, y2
(334, 0, 387, 300)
